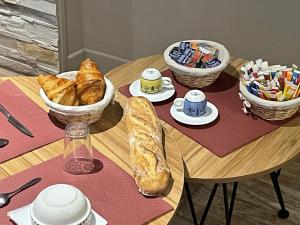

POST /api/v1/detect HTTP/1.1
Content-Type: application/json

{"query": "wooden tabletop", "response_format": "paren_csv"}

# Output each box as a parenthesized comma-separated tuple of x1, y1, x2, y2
(0, 75, 184, 225)
(105, 55, 300, 183)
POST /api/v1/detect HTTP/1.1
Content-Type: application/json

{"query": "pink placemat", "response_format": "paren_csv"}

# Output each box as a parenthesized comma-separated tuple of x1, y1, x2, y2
(0, 149, 173, 225)
(119, 69, 298, 157)
(0, 80, 64, 163)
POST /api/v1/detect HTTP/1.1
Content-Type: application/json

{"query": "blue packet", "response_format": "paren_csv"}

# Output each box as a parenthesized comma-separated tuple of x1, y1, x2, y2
(169, 50, 181, 60)
(251, 87, 259, 96)
(176, 54, 188, 65)
(270, 71, 276, 79)
(204, 58, 221, 68)
(246, 84, 252, 94)
(292, 71, 299, 84)
(179, 42, 190, 51)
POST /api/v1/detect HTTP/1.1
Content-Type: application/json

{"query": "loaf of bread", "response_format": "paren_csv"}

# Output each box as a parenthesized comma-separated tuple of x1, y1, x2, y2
(125, 96, 171, 196)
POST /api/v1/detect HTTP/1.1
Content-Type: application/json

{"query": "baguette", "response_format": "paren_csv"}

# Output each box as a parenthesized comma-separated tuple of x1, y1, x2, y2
(125, 96, 171, 196)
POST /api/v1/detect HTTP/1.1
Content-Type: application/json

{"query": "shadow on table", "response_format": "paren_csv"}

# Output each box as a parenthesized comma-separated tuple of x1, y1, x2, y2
(47, 101, 124, 134)
(158, 128, 174, 197)
(90, 159, 104, 174)
(201, 72, 238, 93)
(48, 112, 65, 129)
(90, 101, 124, 134)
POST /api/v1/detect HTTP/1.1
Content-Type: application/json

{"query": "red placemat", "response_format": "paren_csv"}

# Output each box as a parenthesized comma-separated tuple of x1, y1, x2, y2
(0, 80, 64, 163)
(119, 70, 297, 157)
(0, 149, 172, 225)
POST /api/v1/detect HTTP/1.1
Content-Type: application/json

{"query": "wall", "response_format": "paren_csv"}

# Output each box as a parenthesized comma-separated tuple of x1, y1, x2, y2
(63, 0, 300, 73)
(0, 0, 58, 75)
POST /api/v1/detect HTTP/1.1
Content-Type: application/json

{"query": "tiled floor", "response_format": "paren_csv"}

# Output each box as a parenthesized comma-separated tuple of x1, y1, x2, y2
(1, 67, 299, 225)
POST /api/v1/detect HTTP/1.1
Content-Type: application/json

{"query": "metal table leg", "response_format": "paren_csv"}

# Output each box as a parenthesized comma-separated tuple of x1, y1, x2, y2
(185, 168, 290, 224)
(199, 183, 219, 225)
(184, 182, 198, 225)
(270, 169, 290, 218)
(184, 182, 219, 225)
(222, 182, 238, 225)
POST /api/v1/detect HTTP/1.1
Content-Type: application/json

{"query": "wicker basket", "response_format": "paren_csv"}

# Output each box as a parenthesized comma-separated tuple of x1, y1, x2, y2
(239, 81, 300, 120)
(40, 71, 115, 125)
(164, 40, 230, 88)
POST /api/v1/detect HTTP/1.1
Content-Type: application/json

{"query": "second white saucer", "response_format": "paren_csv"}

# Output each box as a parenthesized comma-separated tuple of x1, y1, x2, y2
(170, 101, 219, 125)
(129, 79, 175, 102)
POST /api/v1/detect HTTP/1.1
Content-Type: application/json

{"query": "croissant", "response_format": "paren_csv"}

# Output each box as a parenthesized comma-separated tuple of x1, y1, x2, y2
(76, 58, 106, 105)
(37, 74, 79, 106)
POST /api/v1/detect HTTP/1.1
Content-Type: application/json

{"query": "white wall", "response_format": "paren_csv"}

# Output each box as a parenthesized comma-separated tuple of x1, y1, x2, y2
(62, 0, 300, 73)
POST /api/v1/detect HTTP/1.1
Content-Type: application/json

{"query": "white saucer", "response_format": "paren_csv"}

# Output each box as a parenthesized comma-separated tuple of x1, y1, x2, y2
(129, 79, 175, 102)
(170, 102, 218, 125)
(7, 203, 107, 225)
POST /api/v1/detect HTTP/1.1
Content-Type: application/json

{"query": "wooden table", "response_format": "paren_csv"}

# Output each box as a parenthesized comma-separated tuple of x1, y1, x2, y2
(104, 55, 300, 225)
(0, 74, 184, 225)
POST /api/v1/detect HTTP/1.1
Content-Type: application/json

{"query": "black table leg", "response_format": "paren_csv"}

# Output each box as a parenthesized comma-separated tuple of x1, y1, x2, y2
(184, 182, 219, 225)
(223, 184, 229, 225)
(222, 182, 239, 225)
(184, 182, 198, 225)
(199, 183, 219, 225)
(270, 170, 289, 218)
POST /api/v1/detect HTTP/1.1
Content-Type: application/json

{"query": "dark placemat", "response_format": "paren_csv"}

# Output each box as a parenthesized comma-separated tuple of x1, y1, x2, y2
(0, 149, 172, 225)
(0, 80, 64, 163)
(119, 69, 296, 157)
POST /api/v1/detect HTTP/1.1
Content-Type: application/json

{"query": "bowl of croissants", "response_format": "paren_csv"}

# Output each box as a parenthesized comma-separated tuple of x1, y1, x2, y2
(38, 58, 115, 125)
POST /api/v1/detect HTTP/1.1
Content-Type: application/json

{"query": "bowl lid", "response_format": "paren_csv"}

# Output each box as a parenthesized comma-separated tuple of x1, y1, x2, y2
(31, 184, 91, 225)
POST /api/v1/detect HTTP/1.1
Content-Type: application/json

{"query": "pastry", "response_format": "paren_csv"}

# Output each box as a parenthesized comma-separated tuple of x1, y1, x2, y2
(37, 74, 79, 106)
(125, 96, 171, 196)
(76, 59, 106, 105)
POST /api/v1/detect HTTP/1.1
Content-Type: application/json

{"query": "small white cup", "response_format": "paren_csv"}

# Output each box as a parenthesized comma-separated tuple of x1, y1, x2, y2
(140, 68, 173, 94)
(174, 90, 207, 117)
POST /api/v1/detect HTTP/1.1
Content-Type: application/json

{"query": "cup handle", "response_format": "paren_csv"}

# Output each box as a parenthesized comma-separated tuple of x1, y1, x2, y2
(162, 77, 173, 88)
(174, 98, 184, 111)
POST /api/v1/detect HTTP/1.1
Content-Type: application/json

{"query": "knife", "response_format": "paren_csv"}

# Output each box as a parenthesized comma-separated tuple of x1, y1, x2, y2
(0, 104, 34, 137)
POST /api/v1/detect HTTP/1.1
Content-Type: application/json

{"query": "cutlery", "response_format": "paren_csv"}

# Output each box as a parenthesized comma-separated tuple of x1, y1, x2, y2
(0, 138, 9, 148)
(0, 104, 34, 137)
(0, 177, 41, 208)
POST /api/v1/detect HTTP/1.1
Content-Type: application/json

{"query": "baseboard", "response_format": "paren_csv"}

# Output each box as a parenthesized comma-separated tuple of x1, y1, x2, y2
(84, 48, 129, 73)
(64, 48, 85, 72)
(64, 48, 129, 73)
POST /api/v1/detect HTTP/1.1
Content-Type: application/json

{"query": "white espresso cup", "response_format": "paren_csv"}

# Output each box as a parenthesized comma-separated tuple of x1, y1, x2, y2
(140, 68, 173, 94)
(174, 90, 207, 117)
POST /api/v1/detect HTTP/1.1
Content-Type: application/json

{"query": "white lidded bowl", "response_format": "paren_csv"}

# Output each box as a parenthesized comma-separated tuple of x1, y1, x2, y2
(39, 71, 115, 124)
(30, 184, 92, 225)
(163, 40, 230, 88)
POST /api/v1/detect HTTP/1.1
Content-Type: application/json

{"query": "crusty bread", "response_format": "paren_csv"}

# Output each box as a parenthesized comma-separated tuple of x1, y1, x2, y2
(125, 96, 171, 196)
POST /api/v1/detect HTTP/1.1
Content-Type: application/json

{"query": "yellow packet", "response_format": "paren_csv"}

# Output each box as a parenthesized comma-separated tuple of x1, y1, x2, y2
(276, 91, 285, 101)
(283, 81, 292, 96)
(293, 84, 300, 99)
(263, 91, 271, 100)
(286, 89, 295, 100)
